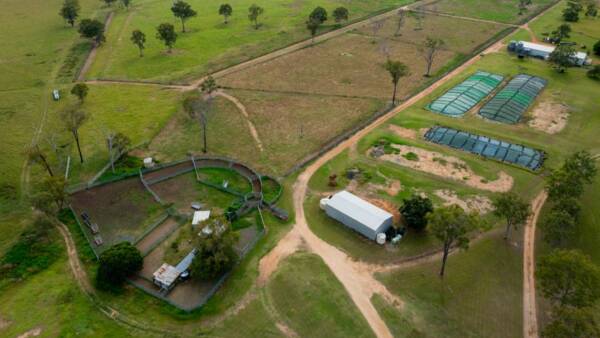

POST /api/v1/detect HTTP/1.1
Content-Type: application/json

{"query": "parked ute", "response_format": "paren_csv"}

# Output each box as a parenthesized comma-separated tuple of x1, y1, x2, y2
(52, 89, 60, 101)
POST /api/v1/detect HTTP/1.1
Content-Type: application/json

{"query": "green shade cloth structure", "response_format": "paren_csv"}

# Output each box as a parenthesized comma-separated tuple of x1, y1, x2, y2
(478, 74, 547, 124)
(424, 126, 544, 170)
(426, 71, 504, 117)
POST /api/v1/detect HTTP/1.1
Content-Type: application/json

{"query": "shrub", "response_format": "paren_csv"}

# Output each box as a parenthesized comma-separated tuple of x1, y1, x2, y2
(96, 242, 143, 289)
(400, 195, 433, 232)
(587, 65, 600, 80)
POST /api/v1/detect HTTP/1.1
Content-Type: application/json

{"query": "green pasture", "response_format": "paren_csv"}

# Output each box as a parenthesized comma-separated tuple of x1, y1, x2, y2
(376, 232, 523, 338)
(87, 0, 414, 82)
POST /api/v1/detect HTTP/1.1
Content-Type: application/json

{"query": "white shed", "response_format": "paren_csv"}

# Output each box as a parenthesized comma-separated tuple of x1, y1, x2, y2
(323, 191, 393, 241)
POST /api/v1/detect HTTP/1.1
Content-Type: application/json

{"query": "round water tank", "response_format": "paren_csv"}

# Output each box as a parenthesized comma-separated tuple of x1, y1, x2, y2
(319, 198, 330, 210)
(376, 233, 386, 245)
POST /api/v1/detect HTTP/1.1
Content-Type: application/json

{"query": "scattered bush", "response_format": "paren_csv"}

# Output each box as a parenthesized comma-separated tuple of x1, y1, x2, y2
(0, 216, 61, 286)
(96, 242, 143, 289)
(402, 152, 419, 161)
(399, 194, 433, 232)
(587, 65, 600, 80)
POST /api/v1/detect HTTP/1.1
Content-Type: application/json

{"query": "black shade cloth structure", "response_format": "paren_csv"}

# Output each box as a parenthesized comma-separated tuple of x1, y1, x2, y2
(478, 74, 547, 124)
(424, 126, 544, 170)
(426, 71, 504, 117)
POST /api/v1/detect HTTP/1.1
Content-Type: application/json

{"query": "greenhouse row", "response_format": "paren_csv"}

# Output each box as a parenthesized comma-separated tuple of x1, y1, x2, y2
(478, 74, 547, 124)
(424, 126, 544, 170)
(426, 71, 504, 117)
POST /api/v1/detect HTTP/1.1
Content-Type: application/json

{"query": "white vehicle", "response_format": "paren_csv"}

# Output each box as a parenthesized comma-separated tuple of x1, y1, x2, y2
(52, 89, 60, 101)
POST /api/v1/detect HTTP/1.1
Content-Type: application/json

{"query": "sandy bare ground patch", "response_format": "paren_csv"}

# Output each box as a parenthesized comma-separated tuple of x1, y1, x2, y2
(0, 316, 11, 330)
(528, 101, 569, 134)
(379, 144, 513, 192)
(434, 189, 494, 214)
(17, 327, 42, 338)
(276, 322, 300, 338)
(257, 228, 303, 286)
(388, 125, 418, 139)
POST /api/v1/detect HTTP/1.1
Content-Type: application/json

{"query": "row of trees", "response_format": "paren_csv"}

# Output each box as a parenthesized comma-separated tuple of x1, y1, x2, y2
(563, 0, 597, 22)
(398, 189, 531, 277)
(536, 151, 599, 337)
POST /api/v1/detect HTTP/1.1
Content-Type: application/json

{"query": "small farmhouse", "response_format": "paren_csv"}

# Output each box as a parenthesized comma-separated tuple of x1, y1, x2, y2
(507, 40, 590, 66)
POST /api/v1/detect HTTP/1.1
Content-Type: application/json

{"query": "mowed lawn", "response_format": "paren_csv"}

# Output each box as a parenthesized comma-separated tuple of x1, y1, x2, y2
(267, 252, 375, 338)
(418, 0, 556, 24)
(376, 233, 523, 338)
(86, 0, 414, 82)
(219, 13, 507, 100)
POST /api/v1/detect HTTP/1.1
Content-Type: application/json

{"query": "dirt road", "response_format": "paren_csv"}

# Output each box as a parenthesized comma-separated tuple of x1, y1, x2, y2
(523, 191, 547, 338)
(216, 90, 265, 152)
(77, 12, 115, 82)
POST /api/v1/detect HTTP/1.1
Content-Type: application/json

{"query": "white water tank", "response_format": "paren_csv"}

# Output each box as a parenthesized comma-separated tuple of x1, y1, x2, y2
(376, 233, 386, 245)
(319, 198, 330, 210)
(143, 157, 154, 168)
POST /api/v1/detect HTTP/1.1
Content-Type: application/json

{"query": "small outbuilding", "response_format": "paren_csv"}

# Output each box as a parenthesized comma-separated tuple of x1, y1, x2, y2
(321, 191, 393, 242)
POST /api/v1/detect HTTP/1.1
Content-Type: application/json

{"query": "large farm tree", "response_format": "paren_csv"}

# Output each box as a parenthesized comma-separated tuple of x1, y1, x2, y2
(31, 176, 68, 215)
(130, 29, 146, 57)
(420, 37, 445, 77)
(190, 226, 239, 280)
(551, 24, 571, 43)
(309, 6, 328, 24)
(70, 83, 89, 103)
(248, 4, 264, 29)
(107, 132, 131, 173)
(586, 3, 598, 17)
(540, 209, 576, 247)
(102, 0, 117, 6)
(59, 0, 80, 27)
(184, 95, 212, 153)
(96, 242, 143, 289)
(333, 7, 349, 24)
(542, 306, 600, 338)
(518, 0, 532, 15)
(549, 44, 576, 73)
(395, 9, 406, 36)
(537, 249, 600, 308)
(200, 75, 218, 96)
(79, 18, 105, 45)
(156, 23, 177, 52)
(594, 40, 600, 55)
(171, 0, 197, 33)
(427, 205, 480, 277)
(62, 108, 88, 163)
(399, 194, 433, 232)
(26, 144, 54, 177)
(219, 4, 233, 24)
(384, 60, 409, 105)
(121, 0, 131, 10)
(493, 192, 531, 240)
(546, 150, 597, 200)
(306, 18, 321, 43)
(563, 1, 583, 22)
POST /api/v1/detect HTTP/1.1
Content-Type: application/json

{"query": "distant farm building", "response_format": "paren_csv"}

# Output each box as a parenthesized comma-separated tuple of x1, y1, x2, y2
(507, 40, 590, 66)
(321, 191, 393, 241)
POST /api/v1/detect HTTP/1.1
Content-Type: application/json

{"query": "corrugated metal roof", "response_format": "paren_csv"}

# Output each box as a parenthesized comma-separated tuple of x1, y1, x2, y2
(327, 191, 392, 231)
(153, 263, 179, 287)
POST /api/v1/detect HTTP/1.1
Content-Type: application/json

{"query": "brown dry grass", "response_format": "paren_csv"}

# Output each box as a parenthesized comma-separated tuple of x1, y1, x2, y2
(219, 14, 505, 100)
(230, 89, 385, 175)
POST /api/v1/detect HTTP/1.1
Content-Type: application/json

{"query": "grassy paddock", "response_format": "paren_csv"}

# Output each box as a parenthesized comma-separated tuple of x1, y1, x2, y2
(87, 0, 414, 82)
(219, 13, 505, 100)
(418, 0, 556, 24)
(267, 252, 375, 338)
(376, 233, 523, 338)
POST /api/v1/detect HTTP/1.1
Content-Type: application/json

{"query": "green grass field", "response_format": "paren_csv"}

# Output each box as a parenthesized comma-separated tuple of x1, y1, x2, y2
(376, 232, 523, 338)
(266, 252, 375, 338)
(87, 0, 414, 82)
